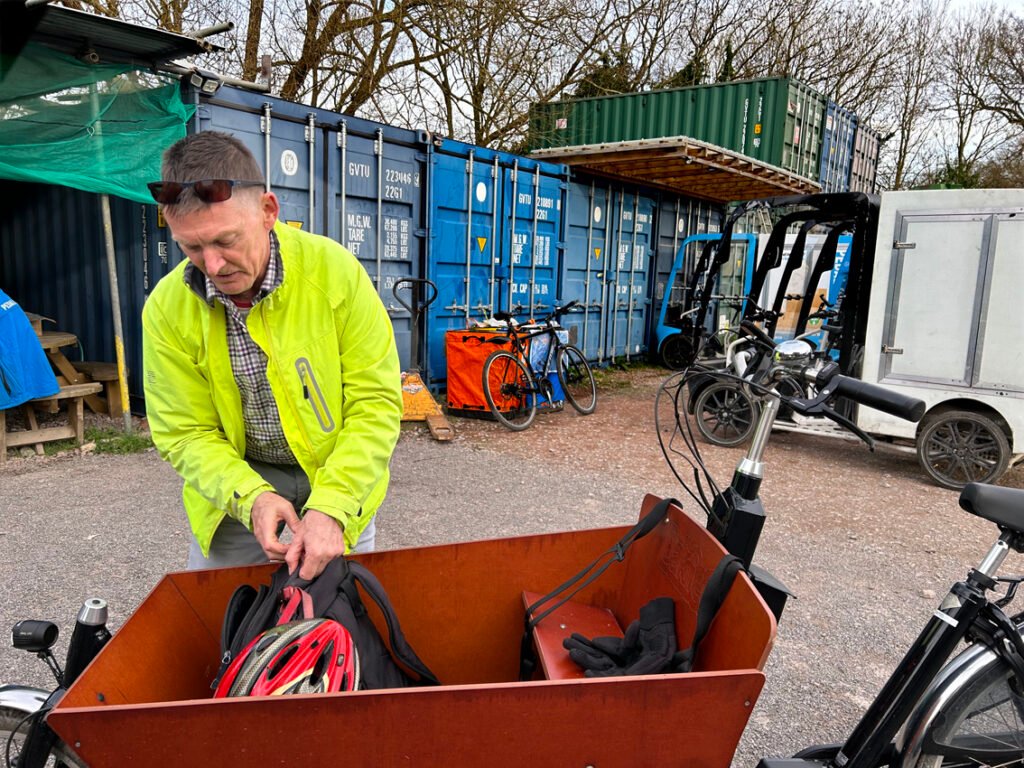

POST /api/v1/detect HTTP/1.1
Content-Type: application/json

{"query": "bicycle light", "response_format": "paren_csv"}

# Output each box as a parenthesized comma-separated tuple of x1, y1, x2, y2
(12, 620, 59, 653)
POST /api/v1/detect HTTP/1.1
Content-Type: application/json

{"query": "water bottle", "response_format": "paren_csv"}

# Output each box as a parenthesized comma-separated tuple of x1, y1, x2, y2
(62, 598, 112, 687)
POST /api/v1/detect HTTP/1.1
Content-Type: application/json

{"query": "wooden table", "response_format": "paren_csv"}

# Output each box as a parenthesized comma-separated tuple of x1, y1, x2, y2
(0, 330, 104, 462)
(38, 331, 108, 415)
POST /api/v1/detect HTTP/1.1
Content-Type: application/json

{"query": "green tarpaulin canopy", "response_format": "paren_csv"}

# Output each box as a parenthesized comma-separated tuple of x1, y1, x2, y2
(0, 43, 194, 203)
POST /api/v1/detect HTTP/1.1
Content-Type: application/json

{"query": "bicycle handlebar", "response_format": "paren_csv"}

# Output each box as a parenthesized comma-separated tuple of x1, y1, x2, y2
(825, 374, 926, 423)
(739, 319, 777, 349)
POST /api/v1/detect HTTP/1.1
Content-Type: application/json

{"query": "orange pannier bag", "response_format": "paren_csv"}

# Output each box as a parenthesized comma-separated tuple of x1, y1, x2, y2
(445, 330, 513, 417)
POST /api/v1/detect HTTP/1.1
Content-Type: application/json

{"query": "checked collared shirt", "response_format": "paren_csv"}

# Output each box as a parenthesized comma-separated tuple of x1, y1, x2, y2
(185, 231, 298, 465)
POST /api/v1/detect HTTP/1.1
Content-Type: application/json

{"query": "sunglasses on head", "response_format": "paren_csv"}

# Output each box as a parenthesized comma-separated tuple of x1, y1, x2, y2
(147, 179, 265, 205)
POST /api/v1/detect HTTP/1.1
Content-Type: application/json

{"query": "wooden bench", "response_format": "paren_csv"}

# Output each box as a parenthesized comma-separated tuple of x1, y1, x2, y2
(72, 361, 126, 419)
(0, 382, 103, 462)
(522, 591, 624, 680)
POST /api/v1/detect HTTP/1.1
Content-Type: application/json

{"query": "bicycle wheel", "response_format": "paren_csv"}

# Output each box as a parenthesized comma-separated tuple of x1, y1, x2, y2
(906, 651, 1024, 767)
(482, 351, 537, 431)
(693, 381, 759, 447)
(0, 707, 86, 768)
(556, 345, 597, 415)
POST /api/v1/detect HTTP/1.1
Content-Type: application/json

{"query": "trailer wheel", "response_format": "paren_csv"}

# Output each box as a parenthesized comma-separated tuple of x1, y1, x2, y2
(693, 381, 760, 447)
(660, 334, 695, 370)
(917, 410, 1011, 490)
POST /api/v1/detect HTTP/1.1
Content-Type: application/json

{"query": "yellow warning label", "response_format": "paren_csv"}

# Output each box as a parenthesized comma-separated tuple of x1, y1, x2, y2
(157, 209, 166, 228)
(286, 220, 304, 229)
(594, 247, 602, 260)
(754, 124, 762, 135)
(477, 237, 487, 253)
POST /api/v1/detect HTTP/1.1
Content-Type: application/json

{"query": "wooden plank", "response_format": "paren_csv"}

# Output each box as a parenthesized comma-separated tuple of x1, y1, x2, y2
(71, 361, 120, 381)
(31, 383, 103, 400)
(21, 404, 44, 454)
(5, 424, 76, 447)
(51, 673, 765, 768)
(38, 330, 78, 351)
(523, 591, 623, 680)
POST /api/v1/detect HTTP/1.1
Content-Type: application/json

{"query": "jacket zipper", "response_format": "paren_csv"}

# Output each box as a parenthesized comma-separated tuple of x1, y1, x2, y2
(296, 357, 336, 432)
(260, 311, 317, 460)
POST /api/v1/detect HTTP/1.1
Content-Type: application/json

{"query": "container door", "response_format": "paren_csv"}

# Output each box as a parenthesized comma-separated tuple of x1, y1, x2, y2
(499, 162, 562, 320)
(603, 190, 654, 360)
(561, 179, 609, 360)
(424, 149, 501, 385)
(326, 122, 426, 374)
(879, 213, 991, 387)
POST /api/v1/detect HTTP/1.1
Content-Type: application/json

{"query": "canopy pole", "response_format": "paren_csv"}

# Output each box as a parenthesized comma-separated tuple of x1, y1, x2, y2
(88, 78, 132, 433)
(100, 193, 133, 433)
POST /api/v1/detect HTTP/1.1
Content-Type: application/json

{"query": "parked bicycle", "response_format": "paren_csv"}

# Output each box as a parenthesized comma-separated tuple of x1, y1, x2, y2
(480, 300, 597, 431)
(658, 338, 1024, 768)
(2, 599, 111, 768)
(688, 299, 844, 447)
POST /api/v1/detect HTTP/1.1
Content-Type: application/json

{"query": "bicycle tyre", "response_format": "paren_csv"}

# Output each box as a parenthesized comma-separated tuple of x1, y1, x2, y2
(482, 351, 537, 431)
(0, 707, 86, 768)
(903, 645, 1024, 767)
(916, 410, 1011, 491)
(556, 345, 597, 415)
(692, 381, 759, 447)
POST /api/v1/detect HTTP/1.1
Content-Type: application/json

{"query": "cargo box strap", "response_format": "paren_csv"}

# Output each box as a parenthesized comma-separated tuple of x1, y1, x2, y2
(518, 497, 680, 681)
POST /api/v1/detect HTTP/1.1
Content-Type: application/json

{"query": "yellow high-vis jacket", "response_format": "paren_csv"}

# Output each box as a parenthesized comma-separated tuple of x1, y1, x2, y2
(142, 221, 402, 556)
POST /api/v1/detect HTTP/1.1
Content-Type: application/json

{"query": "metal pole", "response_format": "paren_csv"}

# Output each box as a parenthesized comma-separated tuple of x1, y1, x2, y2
(610, 188, 625, 361)
(625, 194, 639, 363)
(583, 181, 594, 356)
(508, 160, 519, 313)
(261, 103, 272, 193)
(88, 81, 132, 431)
(306, 113, 316, 233)
(465, 151, 474, 324)
(489, 157, 499, 315)
(338, 121, 347, 247)
(529, 167, 540, 315)
(375, 129, 383, 292)
(101, 197, 132, 432)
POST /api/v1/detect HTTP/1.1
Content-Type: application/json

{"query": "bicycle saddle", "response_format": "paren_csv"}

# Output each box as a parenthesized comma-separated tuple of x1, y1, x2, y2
(960, 483, 1024, 537)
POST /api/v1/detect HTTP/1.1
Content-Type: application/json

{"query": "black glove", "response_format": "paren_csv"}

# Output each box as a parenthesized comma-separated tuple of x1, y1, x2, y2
(562, 597, 677, 677)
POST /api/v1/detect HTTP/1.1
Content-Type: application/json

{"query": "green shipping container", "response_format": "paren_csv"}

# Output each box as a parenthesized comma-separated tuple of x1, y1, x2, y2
(529, 77, 827, 180)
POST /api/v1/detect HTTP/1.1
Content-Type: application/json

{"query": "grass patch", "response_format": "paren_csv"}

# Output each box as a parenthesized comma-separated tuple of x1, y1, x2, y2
(85, 427, 154, 455)
(591, 358, 663, 389)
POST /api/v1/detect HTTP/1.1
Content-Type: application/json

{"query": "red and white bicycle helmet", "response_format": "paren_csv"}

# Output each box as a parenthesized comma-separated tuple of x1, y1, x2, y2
(214, 618, 360, 698)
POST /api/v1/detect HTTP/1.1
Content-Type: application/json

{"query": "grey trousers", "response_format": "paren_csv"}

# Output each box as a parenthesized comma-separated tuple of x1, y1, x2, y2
(186, 459, 376, 569)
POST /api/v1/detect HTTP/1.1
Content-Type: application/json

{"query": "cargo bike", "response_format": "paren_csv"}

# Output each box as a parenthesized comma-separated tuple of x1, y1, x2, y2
(7, 338, 1024, 767)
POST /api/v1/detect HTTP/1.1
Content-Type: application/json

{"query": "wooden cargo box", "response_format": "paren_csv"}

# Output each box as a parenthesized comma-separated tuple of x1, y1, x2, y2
(50, 495, 776, 767)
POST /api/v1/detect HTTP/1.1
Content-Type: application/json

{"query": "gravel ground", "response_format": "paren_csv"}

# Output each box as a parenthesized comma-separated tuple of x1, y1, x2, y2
(1, 366, 1022, 766)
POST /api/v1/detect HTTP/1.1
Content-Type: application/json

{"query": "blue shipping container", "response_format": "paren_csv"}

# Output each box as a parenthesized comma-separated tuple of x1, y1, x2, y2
(424, 139, 568, 387)
(818, 103, 857, 194)
(560, 175, 656, 363)
(187, 85, 430, 372)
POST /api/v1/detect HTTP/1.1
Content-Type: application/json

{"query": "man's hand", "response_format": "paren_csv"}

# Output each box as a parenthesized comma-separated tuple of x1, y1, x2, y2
(286, 509, 346, 580)
(250, 491, 301, 560)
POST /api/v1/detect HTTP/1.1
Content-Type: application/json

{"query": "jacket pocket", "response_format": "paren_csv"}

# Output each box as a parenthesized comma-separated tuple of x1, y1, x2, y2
(295, 357, 336, 433)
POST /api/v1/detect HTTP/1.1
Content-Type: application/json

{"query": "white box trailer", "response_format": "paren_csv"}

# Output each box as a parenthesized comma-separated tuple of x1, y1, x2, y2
(856, 188, 1023, 488)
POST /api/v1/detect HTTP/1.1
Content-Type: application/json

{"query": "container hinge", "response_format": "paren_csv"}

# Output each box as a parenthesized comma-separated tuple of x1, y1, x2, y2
(882, 345, 905, 355)
(893, 241, 916, 250)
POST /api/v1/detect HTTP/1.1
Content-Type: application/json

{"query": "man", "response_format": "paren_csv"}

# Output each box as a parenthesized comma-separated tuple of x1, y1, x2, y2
(142, 131, 402, 580)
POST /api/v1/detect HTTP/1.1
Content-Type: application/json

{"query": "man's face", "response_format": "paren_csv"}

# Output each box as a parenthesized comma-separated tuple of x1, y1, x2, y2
(164, 191, 279, 299)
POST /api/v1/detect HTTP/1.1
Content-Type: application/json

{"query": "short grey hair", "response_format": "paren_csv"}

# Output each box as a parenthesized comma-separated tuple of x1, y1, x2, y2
(160, 131, 265, 216)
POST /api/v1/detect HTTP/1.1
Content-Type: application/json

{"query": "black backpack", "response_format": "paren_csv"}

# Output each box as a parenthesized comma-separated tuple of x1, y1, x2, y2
(216, 556, 440, 691)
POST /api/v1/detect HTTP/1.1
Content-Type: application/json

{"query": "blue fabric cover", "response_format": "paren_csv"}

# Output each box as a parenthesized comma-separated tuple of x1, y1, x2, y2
(0, 289, 59, 409)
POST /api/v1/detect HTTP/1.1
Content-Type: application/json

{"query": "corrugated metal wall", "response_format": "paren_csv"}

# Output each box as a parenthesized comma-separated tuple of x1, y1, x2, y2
(0, 181, 161, 406)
